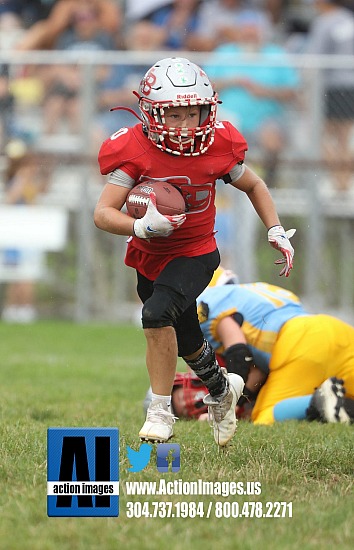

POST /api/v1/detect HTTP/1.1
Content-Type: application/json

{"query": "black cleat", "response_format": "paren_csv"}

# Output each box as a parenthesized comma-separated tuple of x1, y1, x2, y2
(306, 377, 350, 424)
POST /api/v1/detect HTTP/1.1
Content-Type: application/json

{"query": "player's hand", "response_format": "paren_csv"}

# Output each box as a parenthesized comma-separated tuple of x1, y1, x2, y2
(133, 192, 186, 239)
(267, 225, 296, 277)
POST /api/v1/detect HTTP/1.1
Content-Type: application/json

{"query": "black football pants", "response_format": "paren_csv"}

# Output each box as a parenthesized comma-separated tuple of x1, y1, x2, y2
(136, 249, 220, 357)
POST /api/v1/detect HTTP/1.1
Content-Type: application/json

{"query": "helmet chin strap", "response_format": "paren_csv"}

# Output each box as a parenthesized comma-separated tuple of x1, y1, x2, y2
(168, 134, 193, 147)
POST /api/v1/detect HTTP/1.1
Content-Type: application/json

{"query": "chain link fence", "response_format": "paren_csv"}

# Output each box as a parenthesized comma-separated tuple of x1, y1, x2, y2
(0, 50, 353, 323)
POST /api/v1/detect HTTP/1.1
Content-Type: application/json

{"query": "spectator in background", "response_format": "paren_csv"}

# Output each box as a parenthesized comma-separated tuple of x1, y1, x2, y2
(124, 0, 173, 24)
(0, 64, 15, 150)
(205, 11, 299, 187)
(148, 0, 202, 51)
(1, 140, 50, 323)
(261, 0, 287, 26)
(0, 1, 57, 30)
(15, 0, 122, 50)
(248, 1, 289, 28)
(187, 0, 273, 51)
(53, 2, 116, 51)
(306, 0, 354, 192)
(340, 1, 354, 12)
(94, 21, 165, 144)
(0, 5, 26, 50)
(41, 0, 116, 135)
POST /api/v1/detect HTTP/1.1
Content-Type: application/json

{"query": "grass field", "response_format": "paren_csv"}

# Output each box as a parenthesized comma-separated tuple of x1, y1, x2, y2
(0, 321, 353, 550)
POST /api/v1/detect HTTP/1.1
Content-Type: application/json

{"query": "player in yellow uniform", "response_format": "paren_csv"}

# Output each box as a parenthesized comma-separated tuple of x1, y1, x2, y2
(144, 269, 354, 424)
(196, 279, 354, 424)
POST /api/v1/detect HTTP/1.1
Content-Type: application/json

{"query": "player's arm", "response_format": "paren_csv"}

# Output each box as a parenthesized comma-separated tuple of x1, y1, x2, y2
(94, 183, 135, 236)
(228, 165, 295, 277)
(229, 165, 280, 229)
(15, 0, 75, 50)
(94, 182, 185, 238)
(16, 0, 122, 50)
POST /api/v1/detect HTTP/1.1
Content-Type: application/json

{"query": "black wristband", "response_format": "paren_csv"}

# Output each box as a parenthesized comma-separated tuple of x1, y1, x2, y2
(237, 386, 258, 407)
(224, 343, 254, 382)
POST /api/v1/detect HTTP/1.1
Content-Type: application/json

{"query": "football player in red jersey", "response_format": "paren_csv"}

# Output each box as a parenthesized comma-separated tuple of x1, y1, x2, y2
(94, 57, 295, 446)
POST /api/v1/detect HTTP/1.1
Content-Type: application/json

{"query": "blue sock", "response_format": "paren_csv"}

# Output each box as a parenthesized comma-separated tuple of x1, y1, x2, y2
(273, 396, 312, 421)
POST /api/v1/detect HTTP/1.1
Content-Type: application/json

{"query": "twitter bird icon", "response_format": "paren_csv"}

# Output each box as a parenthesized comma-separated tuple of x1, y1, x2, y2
(126, 444, 153, 472)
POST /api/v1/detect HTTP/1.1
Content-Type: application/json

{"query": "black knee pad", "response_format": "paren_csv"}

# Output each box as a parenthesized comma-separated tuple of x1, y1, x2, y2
(141, 285, 180, 329)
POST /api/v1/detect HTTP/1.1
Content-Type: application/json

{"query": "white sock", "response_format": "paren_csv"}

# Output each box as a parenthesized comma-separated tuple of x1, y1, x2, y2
(151, 392, 171, 407)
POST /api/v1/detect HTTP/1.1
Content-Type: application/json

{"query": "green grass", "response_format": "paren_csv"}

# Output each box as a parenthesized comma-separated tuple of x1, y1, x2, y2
(0, 322, 353, 550)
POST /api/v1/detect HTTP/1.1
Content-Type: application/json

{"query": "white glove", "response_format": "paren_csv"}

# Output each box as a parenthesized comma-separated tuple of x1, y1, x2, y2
(133, 192, 186, 239)
(268, 225, 296, 277)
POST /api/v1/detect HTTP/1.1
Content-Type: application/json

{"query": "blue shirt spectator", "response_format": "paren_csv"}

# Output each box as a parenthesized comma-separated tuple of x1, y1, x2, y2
(149, 0, 202, 50)
(206, 41, 299, 134)
(205, 12, 299, 186)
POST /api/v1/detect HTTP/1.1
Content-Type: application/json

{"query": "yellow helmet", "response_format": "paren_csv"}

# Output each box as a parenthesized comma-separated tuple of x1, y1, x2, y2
(209, 266, 239, 287)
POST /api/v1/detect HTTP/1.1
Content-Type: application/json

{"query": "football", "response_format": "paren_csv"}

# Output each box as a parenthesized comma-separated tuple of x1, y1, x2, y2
(126, 181, 186, 219)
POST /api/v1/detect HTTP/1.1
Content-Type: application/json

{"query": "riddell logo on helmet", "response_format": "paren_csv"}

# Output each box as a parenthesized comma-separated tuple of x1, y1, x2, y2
(177, 93, 198, 99)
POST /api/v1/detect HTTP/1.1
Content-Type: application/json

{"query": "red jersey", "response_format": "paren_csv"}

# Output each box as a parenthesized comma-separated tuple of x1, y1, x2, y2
(98, 122, 247, 279)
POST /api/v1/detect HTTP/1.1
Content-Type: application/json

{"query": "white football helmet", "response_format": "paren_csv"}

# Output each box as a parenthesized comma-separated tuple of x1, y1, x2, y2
(208, 266, 239, 287)
(134, 57, 219, 156)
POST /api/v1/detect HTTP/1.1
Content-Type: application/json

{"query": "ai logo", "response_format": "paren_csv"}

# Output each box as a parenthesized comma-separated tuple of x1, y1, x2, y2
(47, 428, 119, 517)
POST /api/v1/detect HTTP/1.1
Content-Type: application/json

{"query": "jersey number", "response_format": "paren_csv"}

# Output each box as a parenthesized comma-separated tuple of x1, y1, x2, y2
(110, 127, 129, 140)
